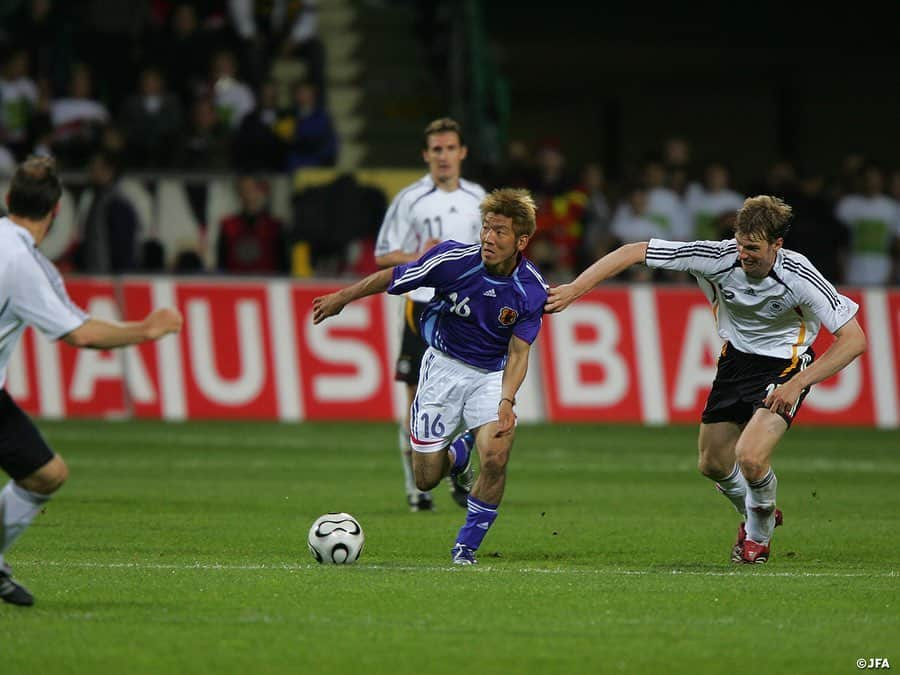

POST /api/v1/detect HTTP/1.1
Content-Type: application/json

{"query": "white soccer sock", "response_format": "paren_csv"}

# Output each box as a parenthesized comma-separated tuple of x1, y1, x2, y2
(397, 425, 419, 496)
(745, 469, 778, 544)
(714, 464, 748, 517)
(0, 480, 50, 555)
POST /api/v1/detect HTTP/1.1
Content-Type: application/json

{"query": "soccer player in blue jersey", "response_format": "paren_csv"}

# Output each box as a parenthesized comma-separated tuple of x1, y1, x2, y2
(546, 195, 867, 564)
(313, 188, 547, 565)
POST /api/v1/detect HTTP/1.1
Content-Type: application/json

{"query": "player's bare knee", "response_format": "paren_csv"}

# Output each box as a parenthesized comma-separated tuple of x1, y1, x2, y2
(736, 456, 767, 483)
(697, 452, 730, 479)
(20, 455, 68, 495)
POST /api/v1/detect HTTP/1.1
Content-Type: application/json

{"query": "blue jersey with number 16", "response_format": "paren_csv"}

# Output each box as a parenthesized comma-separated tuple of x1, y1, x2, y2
(388, 240, 548, 371)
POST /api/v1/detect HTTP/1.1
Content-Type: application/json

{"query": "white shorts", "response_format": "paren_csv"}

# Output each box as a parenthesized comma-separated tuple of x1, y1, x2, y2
(409, 347, 502, 454)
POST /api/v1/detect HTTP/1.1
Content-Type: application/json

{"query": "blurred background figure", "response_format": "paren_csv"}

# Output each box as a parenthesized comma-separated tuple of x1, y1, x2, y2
(0, 47, 39, 160)
(834, 161, 900, 285)
(685, 161, 745, 241)
(48, 63, 109, 168)
(578, 161, 613, 270)
(74, 151, 140, 274)
(228, 0, 325, 95)
(783, 164, 849, 284)
(118, 66, 185, 169)
(610, 182, 665, 281)
(526, 137, 586, 282)
(206, 48, 256, 132)
(179, 95, 233, 170)
(216, 175, 288, 275)
(283, 79, 337, 171)
(233, 79, 288, 172)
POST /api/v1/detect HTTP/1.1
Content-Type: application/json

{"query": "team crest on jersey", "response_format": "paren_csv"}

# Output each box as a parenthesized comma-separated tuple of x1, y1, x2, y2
(760, 298, 787, 318)
(498, 307, 518, 325)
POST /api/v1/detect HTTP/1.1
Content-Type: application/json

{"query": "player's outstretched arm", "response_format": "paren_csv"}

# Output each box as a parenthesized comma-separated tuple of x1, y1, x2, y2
(545, 242, 649, 313)
(496, 336, 531, 437)
(312, 268, 395, 324)
(763, 317, 867, 414)
(63, 308, 184, 349)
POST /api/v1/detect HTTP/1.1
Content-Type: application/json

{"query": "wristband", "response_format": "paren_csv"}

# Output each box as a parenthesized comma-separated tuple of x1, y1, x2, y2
(499, 397, 516, 407)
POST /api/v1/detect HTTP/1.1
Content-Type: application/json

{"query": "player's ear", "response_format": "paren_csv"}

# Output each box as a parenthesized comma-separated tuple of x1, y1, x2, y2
(459, 145, 468, 161)
(517, 234, 530, 252)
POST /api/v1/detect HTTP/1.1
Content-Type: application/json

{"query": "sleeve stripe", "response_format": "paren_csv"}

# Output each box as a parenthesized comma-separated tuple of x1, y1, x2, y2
(782, 258, 840, 309)
(646, 242, 737, 260)
(646, 249, 736, 262)
(392, 244, 480, 287)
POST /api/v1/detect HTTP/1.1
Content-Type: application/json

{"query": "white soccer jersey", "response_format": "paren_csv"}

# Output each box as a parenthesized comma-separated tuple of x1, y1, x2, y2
(0, 218, 88, 388)
(374, 174, 485, 303)
(645, 238, 859, 359)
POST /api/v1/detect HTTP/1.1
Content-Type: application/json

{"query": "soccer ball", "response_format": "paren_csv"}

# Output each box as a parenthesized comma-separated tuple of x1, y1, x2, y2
(307, 512, 365, 564)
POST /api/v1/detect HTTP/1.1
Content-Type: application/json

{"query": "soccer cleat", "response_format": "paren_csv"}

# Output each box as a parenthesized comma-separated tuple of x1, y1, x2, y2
(0, 563, 34, 607)
(738, 538, 770, 564)
(449, 431, 475, 508)
(451, 544, 478, 565)
(408, 493, 434, 512)
(731, 508, 783, 563)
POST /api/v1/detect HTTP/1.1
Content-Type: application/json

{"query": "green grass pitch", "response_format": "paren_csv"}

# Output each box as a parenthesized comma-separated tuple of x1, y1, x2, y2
(3, 420, 897, 674)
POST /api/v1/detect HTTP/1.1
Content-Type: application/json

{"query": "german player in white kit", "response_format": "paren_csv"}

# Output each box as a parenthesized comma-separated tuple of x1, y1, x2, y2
(374, 118, 486, 512)
(546, 195, 867, 564)
(0, 157, 183, 605)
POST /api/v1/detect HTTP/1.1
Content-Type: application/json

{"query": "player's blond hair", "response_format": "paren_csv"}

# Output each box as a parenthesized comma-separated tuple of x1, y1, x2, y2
(734, 195, 793, 242)
(423, 117, 464, 148)
(480, 188, 537, 238)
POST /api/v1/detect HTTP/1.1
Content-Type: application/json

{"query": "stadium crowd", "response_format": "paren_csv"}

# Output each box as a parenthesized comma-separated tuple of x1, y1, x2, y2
(0, 1, 897, 285)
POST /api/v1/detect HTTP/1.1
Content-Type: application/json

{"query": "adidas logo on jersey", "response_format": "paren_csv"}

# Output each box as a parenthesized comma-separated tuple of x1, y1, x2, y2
(483, 288, 497, 297)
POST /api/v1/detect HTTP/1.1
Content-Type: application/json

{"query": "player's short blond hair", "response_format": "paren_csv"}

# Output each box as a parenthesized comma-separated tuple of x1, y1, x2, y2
(423, 117, 464, 148)
(734, 195, 793, 242)
(480, 188, 537, 238)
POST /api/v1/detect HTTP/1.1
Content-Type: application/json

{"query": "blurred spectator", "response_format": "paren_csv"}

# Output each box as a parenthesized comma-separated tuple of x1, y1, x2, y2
(283, 79, 337, 171)
(526, 138, 587, 282)
(835, 162, 900, 285)
(610, 183, 664, 282)
(783, 166, 849, 284)
(228, 0, 325, 93)
(75, 0, 150, 111)
(232, 80, 288, 172)
(49, 63, 109, 168)
(216, 175, 288, 274)
(119, 66, 185, 168)
(685, 161, 745, 240)
(153, 2, 225, 111)
(74, 151, 140, 274)
(491, 138, 535, 189)
(639, 154, 691, 239)
(578, 162, 614, 270)
(206, 48, 256, 131)
(0, 47, 39, 159)
(8, 0, 75, 95)
(749, 158, 798, 200)
(177, 96, 232, 170)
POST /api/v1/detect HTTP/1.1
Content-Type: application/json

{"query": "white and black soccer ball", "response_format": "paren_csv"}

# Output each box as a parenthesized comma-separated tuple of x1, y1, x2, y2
(307, 512, 365, 564)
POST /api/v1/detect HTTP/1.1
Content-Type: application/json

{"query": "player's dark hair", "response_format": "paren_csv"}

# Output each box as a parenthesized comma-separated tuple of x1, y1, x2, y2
(480, 188, 537, 237)
(734, 195, 793, 242)
(7, 155, 62, 220)
(423, 117, 464, 148)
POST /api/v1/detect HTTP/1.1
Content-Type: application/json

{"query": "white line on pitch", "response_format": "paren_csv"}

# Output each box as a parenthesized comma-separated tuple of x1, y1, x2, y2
(14, 560, 897, 578)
